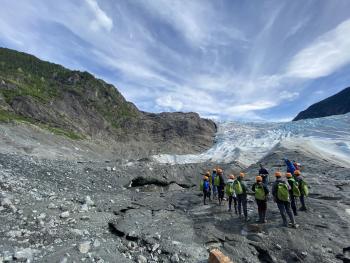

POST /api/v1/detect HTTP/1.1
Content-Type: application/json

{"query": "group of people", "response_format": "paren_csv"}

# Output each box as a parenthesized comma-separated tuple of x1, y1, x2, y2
(200, 159, 309, 228)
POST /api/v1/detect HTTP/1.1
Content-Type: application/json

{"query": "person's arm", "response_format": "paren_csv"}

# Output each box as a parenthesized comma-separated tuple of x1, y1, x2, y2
(251, 183, 256, 192)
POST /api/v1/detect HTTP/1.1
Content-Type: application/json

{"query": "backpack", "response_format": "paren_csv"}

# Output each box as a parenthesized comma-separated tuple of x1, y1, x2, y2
(292, 180, 301, 197)
(214, 175, 220, 186)
(225, 183, 234, 196)
(277, 183, 289, 202)
(300, 180, 309, 196)
(255, 185, 266, 200)
(234, 180, 243, 195)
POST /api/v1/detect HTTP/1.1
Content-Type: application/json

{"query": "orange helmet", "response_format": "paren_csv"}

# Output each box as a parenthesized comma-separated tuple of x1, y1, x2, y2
(228, 174, 235, 180)
(239, 172, 245, 178)
(294, 170, 301, 176)
(275, 171, 282, 177)
(286, 173, 292, 178)
(203, 176, 209, 181)
(256, 176, 262, 182)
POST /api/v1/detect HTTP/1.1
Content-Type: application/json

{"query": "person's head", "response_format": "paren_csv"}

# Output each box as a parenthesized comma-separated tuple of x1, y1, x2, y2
(275, 171, 282, 179)
(259, 163, 264, 169)
(256, 175, 263, 183)
(286, 172, 292, 178)
(239, 172, 245, 179)
(212, 168, 217, 174)
(203, 176, 209, 181)
(294, 170, 301, 176)
(205, 171, 210, 177)
(228, 174, 235, 180)
(217, 168, 223, 175)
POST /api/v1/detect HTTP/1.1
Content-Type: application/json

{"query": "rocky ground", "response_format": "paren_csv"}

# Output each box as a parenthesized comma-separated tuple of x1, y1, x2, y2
(0, 144, 349, 263)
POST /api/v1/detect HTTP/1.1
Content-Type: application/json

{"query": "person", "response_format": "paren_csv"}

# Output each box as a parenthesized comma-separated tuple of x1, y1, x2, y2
(211, 169, 218, 199)
(225, 174, 237, 213)
(286, 172, 300, 216)
(292, 160, 300, 171)
(294, 170, 308, 211)
(272, 171, 297, 228)
(216, 168, 225, 206)
(283, 158, 296, 175)
(235, 172, 248, 221)
(258, 164, 269, 185)
(202, 175, 210, 205)
(252, 175, 269, 223)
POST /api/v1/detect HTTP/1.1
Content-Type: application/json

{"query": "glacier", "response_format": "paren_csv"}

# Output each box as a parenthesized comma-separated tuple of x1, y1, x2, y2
(153, 113, 350, 167)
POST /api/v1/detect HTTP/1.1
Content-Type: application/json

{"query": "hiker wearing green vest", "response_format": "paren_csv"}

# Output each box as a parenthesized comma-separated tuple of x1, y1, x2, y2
(286, 172, 300, 216)
(235, 172, 248, 221)
(225, 174, 237, 213)
(272, 171, 297, 228)
(294, 170, 308, 211)
(251, 176, 269, 223)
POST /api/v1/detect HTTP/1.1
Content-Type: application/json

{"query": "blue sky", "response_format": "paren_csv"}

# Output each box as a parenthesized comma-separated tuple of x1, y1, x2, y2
(1, 0, 350, 121)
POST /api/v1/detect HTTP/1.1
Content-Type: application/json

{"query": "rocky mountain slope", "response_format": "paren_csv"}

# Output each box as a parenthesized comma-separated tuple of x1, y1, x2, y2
(0, 47, 216, 157)
(293, 87, 350, 121)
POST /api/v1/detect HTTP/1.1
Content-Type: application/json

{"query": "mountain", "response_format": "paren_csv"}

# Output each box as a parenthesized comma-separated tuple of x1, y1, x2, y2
(293, 87, 350, 121)
(0, 47, 216, 156)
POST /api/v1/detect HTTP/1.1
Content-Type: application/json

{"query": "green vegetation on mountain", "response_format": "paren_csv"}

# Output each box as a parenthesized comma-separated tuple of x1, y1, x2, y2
(0, 47, 216, 153)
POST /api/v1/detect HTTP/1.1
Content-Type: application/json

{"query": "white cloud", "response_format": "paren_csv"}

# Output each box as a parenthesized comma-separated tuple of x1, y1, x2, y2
(279, 90, 299, 101)
(85, 0, 113, 31)
(287, 18, 350, 79)
(227, 101, 277, 114)
(156, 95, 184, 111)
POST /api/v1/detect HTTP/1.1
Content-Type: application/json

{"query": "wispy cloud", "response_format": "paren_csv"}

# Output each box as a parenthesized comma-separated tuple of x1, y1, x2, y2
(85, 0, 113, 32)
(287, 18, 350, 79)
(1, 0, 350, 121)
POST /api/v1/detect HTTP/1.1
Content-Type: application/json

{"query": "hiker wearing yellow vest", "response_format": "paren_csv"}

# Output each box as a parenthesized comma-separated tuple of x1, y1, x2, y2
(272, 171, 297, 228)
(225, 174, 237, 213)
(235, 173, 248, 221)
(251, 176, 269, 223)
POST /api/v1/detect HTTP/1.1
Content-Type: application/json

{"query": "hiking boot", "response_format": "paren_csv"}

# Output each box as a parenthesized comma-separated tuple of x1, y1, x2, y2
(290, 224, 299, 228)
(299, 207, 307, 211)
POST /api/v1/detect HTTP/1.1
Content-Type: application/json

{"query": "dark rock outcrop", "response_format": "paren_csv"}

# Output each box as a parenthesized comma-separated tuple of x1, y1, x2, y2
(293, 87, 350, 121)
(0, 47, 216, 155)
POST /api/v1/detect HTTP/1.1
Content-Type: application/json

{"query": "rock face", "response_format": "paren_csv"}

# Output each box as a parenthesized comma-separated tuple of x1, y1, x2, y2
(0, 47, 216, 156)
(293, 87, 350, 121)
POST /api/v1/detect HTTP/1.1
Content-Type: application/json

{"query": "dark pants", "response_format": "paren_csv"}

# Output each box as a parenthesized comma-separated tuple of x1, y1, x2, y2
(256, 199, 267, 222)
(290, 195, 298, 215)
(277, 201, 295, 226)
(237, 194, 247, 219)
(218, 185, 224, 204)
(300, 195, 307, 210)
(212, 185, 218, 198)
(228, 196, 237, 213)
(203, 190, 210, 204)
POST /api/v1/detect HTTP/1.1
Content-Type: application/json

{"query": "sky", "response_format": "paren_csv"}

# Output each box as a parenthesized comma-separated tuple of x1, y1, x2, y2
(1, 0, 350, 121)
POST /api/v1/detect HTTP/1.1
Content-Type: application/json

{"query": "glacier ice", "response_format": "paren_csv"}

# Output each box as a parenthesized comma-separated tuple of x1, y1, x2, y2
(153, 113, 350, 167)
